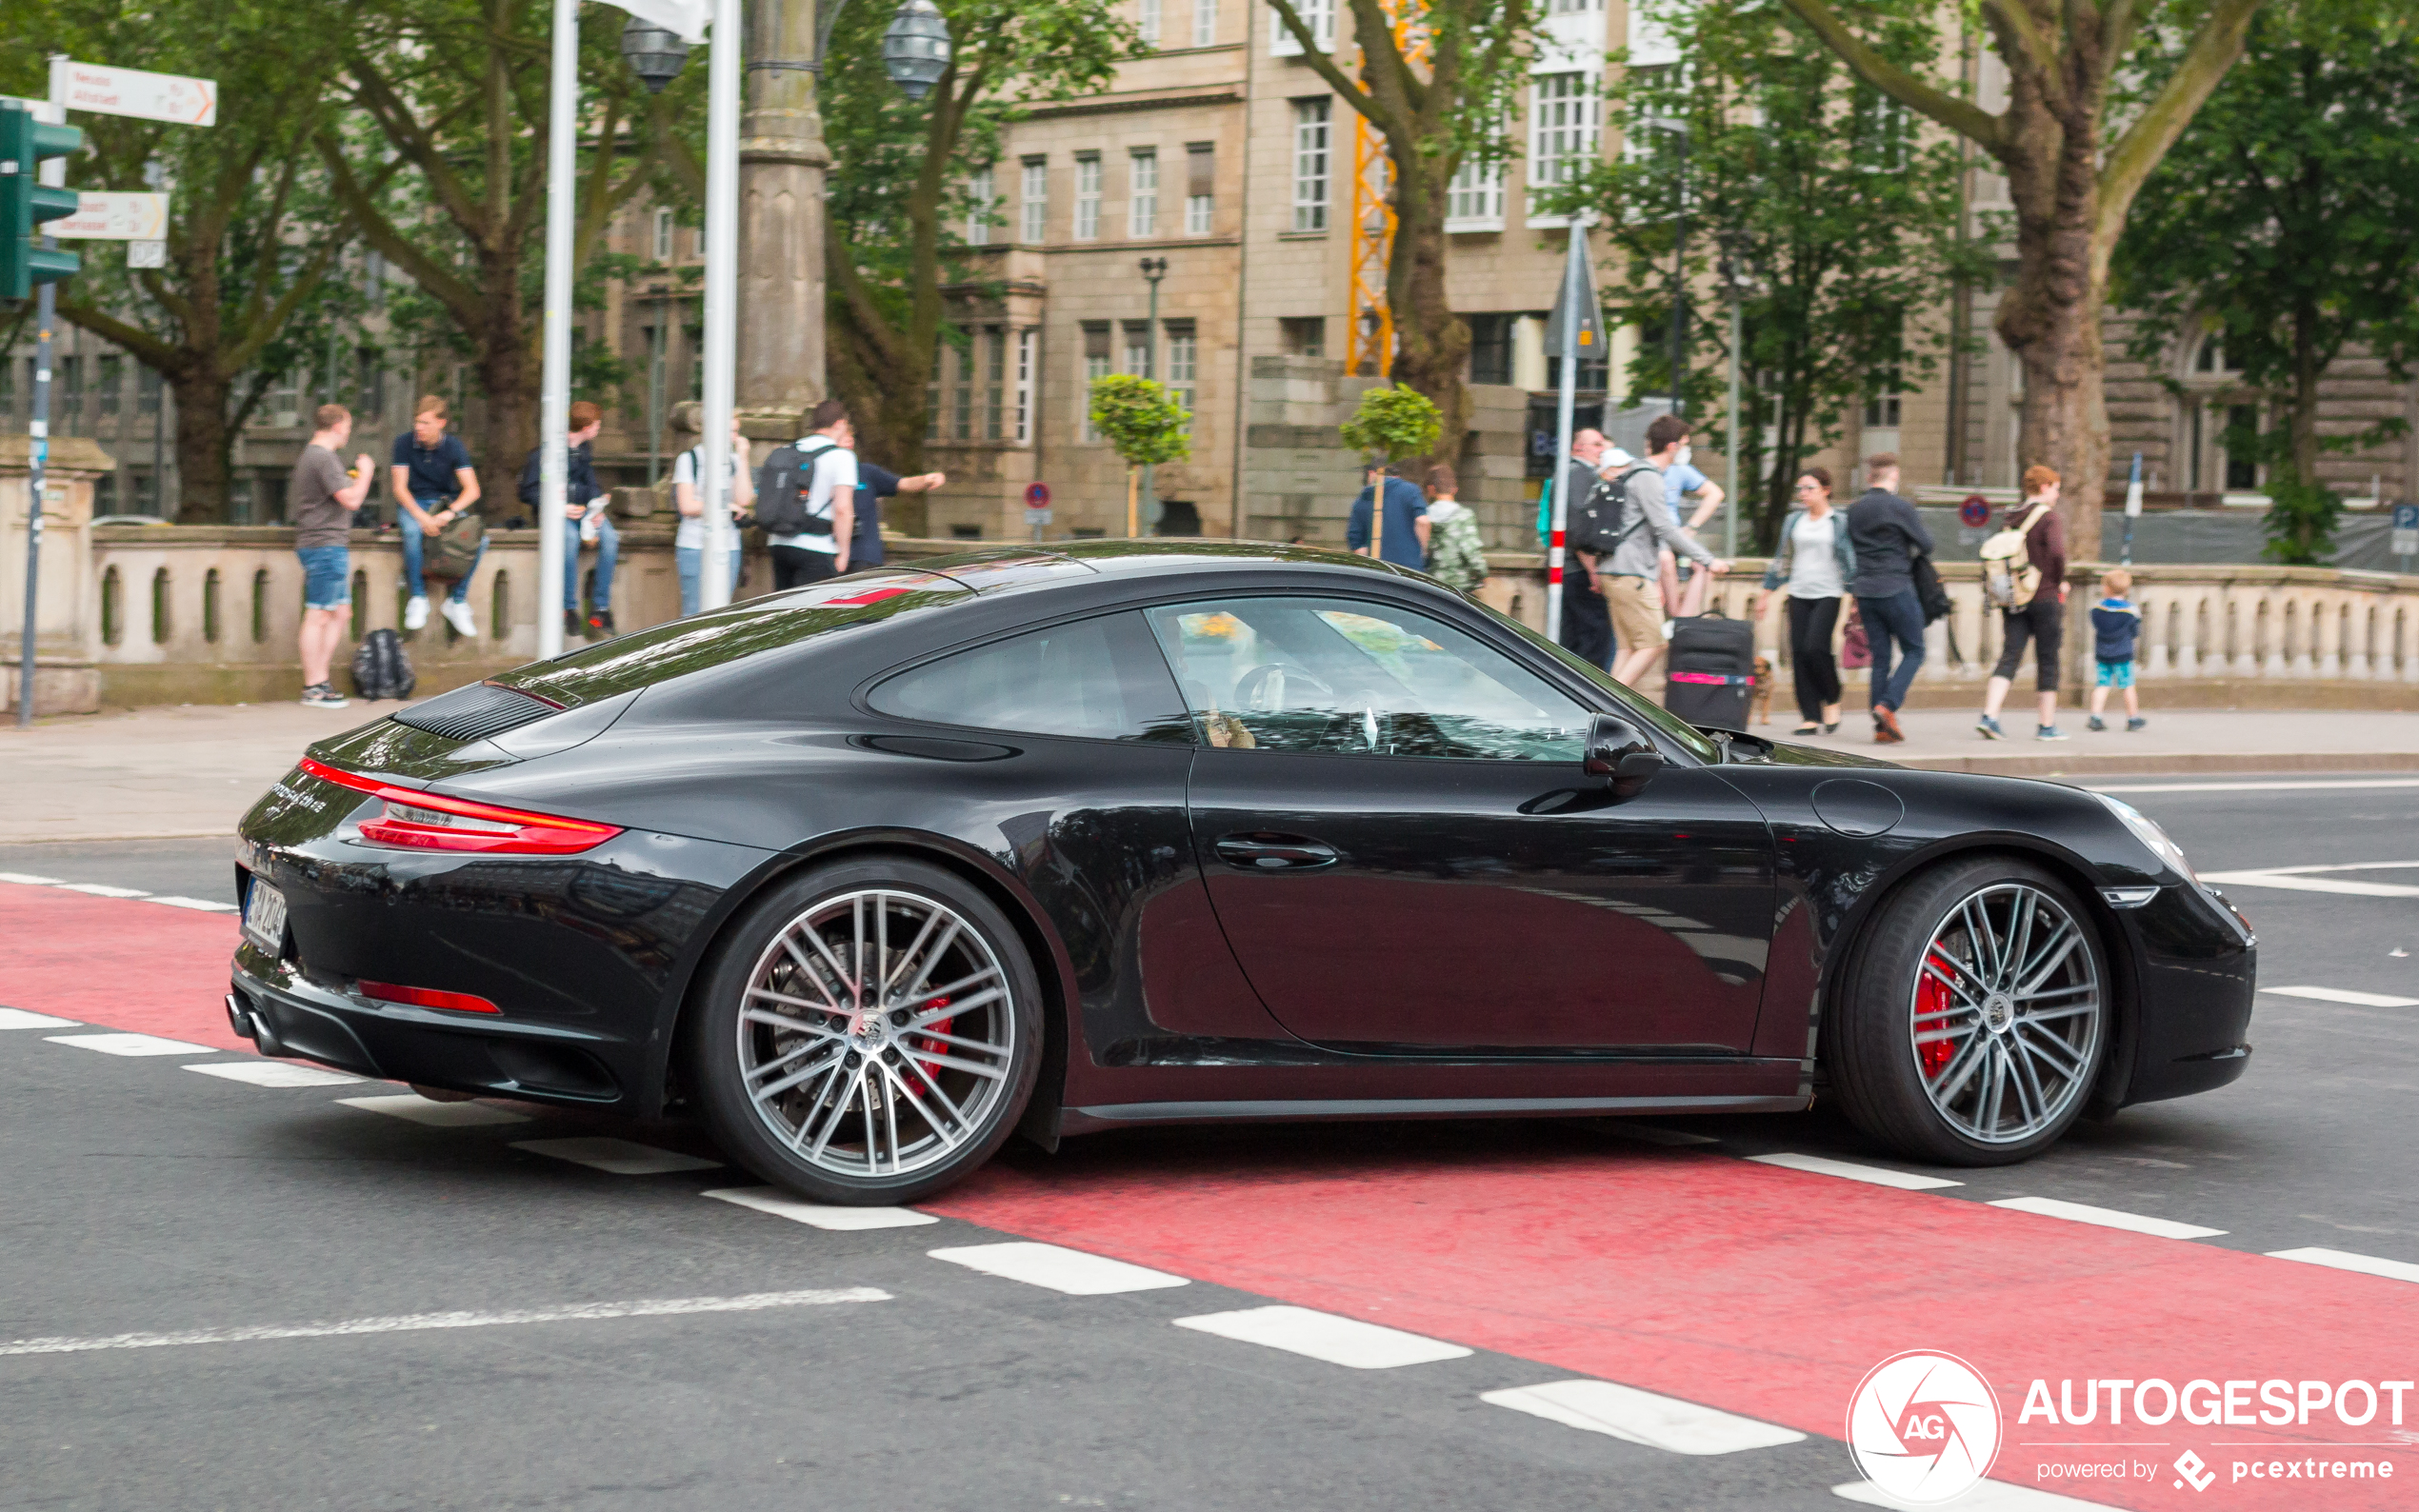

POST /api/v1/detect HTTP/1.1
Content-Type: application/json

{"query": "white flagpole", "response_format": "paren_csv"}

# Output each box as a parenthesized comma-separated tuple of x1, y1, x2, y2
(697, 0, 740, 609)
(1546, 223, 1585, 652)
(536, 0, 581, 658)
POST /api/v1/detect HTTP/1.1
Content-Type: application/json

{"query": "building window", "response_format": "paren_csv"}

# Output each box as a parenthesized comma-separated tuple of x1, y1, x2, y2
(1080, 322, 1112, 441)
(138, 365, 161, 417)
(1020, 157, 1048, 243)
(0, 354, 11, 417)
(268, 367, 303, 428)
(1291, 99, 1331, 232)
(1124, 320, 1152, 378)
(650, 208, 673, 260)
(966, 166, 994, 246)
(1074, 153, 1102, 241)
(1129, 149, 1158, 238)
(57, 356, 81, 428)
(2224, 406, 2260, 490)
(1468, 314, 1514, 386)
(1165, 321, 1197, 418)
(2194, 336, 2240, 375)
(1193, 0, 1217, 46)
(927, 339, 945, 442)
(983, 326, 1008, 440)
(1138, 0, 1161, 45)
(1270, 0, 1334, 54)
(1280, 316, 1326, 358)
(98, 354, 123, 417)
(1446, 153, 1505, 231)
(1529, 73, 1599, 220)
(953, 334, 975, 440)
(1014, 328, 1035, 444)
(1185, 143, 1214, 234)
(1863, 369, 1903, 428)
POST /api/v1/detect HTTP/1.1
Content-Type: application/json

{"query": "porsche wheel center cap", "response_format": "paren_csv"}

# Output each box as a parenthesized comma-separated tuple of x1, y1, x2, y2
(1981, 993, 2015, 1033)
(848, 1011, 886, 1046)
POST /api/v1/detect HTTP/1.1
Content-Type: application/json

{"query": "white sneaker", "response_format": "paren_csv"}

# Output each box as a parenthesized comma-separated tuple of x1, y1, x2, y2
(404, 595, 430, 630)
(441, 598, 478, 638)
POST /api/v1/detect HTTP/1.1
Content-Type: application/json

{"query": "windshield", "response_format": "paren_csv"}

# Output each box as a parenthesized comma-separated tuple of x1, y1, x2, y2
(1470, 597, 1725, 765)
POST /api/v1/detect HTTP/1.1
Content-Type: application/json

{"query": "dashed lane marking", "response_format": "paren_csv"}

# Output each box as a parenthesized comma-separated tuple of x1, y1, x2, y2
(2200, 866, 2419, 898)
(929, 1241, 1190, 1295)
(146, 895, 237, 913)
(2089, 778, 2419, 795)
(511, 1137, 722, 1175)
(0, 1008, 79, 1030)
(1482, 1379, 1807, 1455)
(1833, 1479, 2117, 1509)
(0, 1286, 890, 1358)
(2261, 985, 2419, 1008)
(0, 872, 67, 885)
(2266, 1247, 2419, 1285)
(703, 1186, 937, 1230)
(1988, 1196, 2226, 1240)
(338, 1092, 530, 1127)
(49, 883, 150, 899)
(45, 1031, 222, 1058)
(1172, 1305, 1472, 1369)
(1747, 1153, 1964, 1190)
(185, 1061, 367, 1088)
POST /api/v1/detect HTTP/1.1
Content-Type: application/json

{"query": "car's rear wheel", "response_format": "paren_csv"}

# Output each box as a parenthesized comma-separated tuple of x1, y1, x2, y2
(690, 858, 1042, 1204)
(1829, 856, 2109, 1165)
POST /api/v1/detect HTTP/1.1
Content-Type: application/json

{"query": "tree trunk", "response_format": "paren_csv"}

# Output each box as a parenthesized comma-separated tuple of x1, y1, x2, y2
(1387, 155, 1470, 473)
(470, 258, 536, 510)
(1994, 95, 2109, 562)
(2289, 300, 2321, 483)
(169, 368, 234, 526)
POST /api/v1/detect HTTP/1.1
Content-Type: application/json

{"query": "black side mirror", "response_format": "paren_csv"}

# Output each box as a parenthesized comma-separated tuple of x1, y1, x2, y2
(1584, 713, 1666, 798)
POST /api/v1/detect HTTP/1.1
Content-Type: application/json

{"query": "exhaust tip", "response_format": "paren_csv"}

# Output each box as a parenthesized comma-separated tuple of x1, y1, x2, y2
(225, 993, 257, 1041)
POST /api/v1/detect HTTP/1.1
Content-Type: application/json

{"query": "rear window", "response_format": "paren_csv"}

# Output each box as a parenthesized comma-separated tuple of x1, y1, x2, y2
(493, 571, 970, 706)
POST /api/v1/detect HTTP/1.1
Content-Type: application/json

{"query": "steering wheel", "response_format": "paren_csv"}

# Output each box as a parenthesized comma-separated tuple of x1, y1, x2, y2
(1233, 663, 1335, 712)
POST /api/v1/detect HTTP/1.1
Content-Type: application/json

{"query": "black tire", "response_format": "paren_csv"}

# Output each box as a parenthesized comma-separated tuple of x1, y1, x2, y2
(1828, 854, 2109, 1166)
(689, 857, 1043, 1204)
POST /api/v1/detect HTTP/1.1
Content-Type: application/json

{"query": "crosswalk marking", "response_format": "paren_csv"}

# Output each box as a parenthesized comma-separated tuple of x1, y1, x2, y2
(146, 895, 239, 913)
(0, 872, 67, 885)
(1172, 1305, 1471, 1369)
(2266, 1246, 2419, 1285)
(185, 1061, 367, 1088)
(1833, 1479, 2118, 1509)
(50, 882, 150, 899)
(2261, 985, 2419, 1008)
(512, 1137, 722, 1175)
(1482, 1379, 1806, 1455)
(338, 1092, 530, 1127)
(930, 1241, 1190, 1295)
(1748, 1153, 1964, 1190)
(0, 1007, 79, 1030)
(704, 1187, 937, 1230)
(45, 1031, 221, 1057)
(1988, 1196, 2225, 1240)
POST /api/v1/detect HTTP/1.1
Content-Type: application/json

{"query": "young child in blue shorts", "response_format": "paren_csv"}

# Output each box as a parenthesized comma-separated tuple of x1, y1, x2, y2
(2088, 567, 2146, 732)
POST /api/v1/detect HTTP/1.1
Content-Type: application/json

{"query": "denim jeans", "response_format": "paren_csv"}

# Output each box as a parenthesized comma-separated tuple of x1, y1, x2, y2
(676, 545, 744, 616)
(400, 497, 481, 604)
(1864, 586, 1929, 712)
(568, 508, 619, 611)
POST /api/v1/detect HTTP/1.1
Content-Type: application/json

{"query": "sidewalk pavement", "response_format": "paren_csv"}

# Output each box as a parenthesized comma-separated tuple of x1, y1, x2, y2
(1, 700, 2414, 845)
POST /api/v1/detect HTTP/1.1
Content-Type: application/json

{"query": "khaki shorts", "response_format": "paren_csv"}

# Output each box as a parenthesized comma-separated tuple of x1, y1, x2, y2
(1603, 573, 1664, 652)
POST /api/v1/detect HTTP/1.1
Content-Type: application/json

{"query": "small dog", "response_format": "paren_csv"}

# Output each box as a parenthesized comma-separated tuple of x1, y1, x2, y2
(1749, 655, 1775, 726)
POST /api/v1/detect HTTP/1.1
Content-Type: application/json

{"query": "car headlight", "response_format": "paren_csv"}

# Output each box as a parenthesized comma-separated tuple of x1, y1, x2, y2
(2096, 793, 2197, 884)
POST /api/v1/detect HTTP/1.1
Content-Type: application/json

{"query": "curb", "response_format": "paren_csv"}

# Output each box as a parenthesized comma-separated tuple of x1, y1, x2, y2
(1893, 750, 2419, 779)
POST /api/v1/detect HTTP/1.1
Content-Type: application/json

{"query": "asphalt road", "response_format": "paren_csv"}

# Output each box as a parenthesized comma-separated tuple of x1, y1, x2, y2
(2, 775, 2414, 1511)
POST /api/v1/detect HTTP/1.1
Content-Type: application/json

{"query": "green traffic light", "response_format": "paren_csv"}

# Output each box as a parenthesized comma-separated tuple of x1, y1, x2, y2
(2, 104, 85, 302)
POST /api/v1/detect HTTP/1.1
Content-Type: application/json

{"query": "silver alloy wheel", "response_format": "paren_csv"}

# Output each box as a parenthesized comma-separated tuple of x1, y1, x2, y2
(735, 888, 1016, 1180)
(1909, 881, 2103, 1144)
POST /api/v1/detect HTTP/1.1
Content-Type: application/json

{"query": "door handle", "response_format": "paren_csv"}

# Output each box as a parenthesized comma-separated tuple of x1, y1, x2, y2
(1214, 832, 1340, 870)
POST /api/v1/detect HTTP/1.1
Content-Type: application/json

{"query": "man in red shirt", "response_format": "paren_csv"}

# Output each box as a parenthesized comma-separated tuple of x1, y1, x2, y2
(1978, 465, 2071, 741)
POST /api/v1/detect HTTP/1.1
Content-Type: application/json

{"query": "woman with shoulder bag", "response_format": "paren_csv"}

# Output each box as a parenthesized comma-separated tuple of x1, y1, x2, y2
(1753, 468, 1858, 735)
(1977, 465, 2071, 741)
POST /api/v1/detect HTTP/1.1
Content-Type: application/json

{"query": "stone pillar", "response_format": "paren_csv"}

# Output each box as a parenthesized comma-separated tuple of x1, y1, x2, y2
(1, 435, 112, 715)
(737, 0, 830, 442)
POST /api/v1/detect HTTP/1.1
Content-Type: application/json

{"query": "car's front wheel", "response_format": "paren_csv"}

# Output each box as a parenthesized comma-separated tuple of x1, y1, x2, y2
(690, 858, 1043, 1204)
(1829, 856, 2109, 1165)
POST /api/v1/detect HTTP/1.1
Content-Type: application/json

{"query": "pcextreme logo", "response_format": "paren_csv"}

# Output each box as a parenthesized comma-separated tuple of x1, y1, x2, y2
(1846, 1350, 2003, 1504)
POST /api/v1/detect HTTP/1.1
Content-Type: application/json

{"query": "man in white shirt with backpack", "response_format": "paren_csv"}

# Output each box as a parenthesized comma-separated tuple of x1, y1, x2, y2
(756, 397, 857, 589)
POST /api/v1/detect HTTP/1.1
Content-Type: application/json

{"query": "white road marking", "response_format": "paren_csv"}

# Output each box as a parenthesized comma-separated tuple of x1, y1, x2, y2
(1482, 1379, 1806, 1455)
(1987, 1196, 2225, 1240)
(2200, 868, 2419, 898)
(0, 871, 67, 885)
(45, 1031, 222, 1057)
(186, 1061, 367, 1088)
(929, 1242, 1190, 1295)
(2266, 1246, 2419, 1285)
(511, 1137, 721, 1175)
(2261, 985, 2419, 1008)
(2089, 779, 2419, 795)
(1746, 1153, 1964, 1190)
(703, 1186, 937, 1230)
(0, 1286, 890, 1358)
(0, 1007, 79, 1030)
(1172, 1305, 1471, 1369)
(1833, 1479, 2117, 1509)
(146, 895, 239, 913)
(338, 1092, 531, 1127)
(50, 882, 150, 899)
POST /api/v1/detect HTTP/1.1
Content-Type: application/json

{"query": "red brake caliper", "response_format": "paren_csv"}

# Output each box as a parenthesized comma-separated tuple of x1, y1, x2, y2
(1915, 951, 1958, 1079)
(907, 996, 952, 1081)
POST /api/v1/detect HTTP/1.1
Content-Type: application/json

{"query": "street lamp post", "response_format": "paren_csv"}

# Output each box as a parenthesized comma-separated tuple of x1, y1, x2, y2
(1137, 255, 1167, 537)
(1643, 117, 1689, 419)
(1715, 244, 1759, 561)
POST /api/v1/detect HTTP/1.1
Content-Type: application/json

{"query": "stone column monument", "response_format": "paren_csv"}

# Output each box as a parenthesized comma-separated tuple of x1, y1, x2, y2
(738, 0, 830, 441)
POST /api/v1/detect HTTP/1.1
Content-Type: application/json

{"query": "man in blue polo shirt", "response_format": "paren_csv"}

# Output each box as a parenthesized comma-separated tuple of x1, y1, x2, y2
(386, 395, 484, 635)
(1347, 461, 1429, 567)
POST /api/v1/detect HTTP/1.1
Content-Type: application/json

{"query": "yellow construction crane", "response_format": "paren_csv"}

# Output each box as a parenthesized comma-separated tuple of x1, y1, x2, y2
(1344, 4, 1424, 377)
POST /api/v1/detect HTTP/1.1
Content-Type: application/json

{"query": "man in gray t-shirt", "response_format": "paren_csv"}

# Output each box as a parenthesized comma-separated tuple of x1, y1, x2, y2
(290, 404, 375, 707)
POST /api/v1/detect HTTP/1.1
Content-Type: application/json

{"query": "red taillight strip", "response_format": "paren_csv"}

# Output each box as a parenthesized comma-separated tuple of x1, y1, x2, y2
(295, 756, 623, 855)
(359, 980, 501, 1015)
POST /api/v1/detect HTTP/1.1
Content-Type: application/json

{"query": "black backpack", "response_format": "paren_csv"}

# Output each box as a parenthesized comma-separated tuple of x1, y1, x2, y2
(751, 436, 837, 538)
(1571, 464, 1650, 559)
(350, 627, 416, 702)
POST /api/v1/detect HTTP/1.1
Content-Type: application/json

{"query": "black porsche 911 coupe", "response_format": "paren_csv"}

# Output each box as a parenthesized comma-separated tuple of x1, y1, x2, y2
(229, 542, 2256, 1203)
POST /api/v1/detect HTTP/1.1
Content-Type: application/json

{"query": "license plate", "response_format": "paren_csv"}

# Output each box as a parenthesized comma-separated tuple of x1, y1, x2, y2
(244, 879, 289, 953)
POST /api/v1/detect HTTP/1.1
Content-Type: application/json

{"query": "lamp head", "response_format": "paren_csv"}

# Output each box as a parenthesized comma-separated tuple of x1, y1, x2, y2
(884, 0, 954, 100)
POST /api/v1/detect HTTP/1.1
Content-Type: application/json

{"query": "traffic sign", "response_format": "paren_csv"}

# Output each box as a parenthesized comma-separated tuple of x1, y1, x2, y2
(1958, 495, 1990, 527)
(49, 59, 217, 127)
(2392, 502, 2418, 560)
(1024, 482, 1050, 508)
(125, 238, 164, 269)
(50, 191, 168, 240)
(1542, 247, 1603, 361)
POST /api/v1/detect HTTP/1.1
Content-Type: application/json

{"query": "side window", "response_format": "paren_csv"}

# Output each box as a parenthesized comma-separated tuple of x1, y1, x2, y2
(1145, 596, 1589, 760)
(870, 611, 1194, 744)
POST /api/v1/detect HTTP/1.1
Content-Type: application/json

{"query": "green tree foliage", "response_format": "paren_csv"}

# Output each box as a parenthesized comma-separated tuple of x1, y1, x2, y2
(7, 0, 362, 522)
(1339, 383, 1443, 463)
(2111, 0, 2419, 564)
(1087, 374, 1192, 468)
(822, 0, 1142, 476)
(1562, 0, 1979, 550)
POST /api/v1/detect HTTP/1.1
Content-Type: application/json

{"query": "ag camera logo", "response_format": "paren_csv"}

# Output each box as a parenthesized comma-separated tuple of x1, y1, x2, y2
(1847, 1350, 2003, 1504)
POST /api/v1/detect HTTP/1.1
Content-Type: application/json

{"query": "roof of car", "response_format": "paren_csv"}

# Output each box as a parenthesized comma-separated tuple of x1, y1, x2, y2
(907, 539, 1429, 592)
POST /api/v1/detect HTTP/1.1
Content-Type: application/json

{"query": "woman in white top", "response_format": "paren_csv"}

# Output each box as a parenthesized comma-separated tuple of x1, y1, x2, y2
(673, 416, 753, 615)
(1753, 467, 1859, 734)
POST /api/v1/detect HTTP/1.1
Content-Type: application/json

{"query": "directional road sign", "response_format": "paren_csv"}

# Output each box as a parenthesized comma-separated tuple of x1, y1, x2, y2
(50, 191, 168, 240)
(49, 59, 217, 128)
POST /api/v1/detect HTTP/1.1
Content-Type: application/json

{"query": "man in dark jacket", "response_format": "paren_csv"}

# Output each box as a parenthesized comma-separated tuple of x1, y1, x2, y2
(850, 462, 946, 567)
(1845, 452, 1935, 743)
(1554, 428, 1615, 670)
(517, 400, 615, 638)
